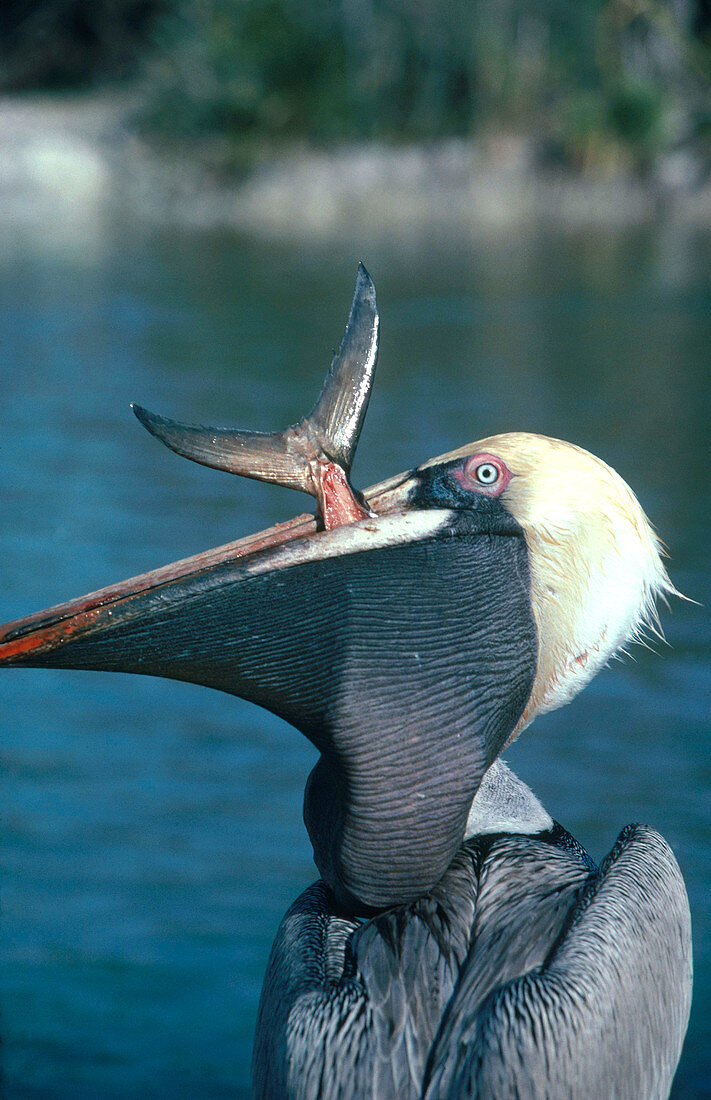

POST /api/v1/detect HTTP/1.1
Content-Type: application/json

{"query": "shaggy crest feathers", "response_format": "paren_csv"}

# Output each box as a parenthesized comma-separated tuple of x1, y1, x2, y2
(425, 432, 677, 737)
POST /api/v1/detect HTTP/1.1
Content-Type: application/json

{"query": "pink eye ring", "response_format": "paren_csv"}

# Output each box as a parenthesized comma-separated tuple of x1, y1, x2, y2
(456, 452, 511, 496)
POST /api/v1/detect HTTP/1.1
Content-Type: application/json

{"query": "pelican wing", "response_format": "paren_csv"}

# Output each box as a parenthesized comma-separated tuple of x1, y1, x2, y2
(252, 824, 594, 1100)
(252, 849, 479, 1100)
(252, 823, 691, 1100)
(425, 824, 692, 1100)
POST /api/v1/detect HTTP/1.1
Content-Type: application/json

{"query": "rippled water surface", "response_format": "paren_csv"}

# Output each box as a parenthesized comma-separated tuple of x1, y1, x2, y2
(0, 217, 709, 1098)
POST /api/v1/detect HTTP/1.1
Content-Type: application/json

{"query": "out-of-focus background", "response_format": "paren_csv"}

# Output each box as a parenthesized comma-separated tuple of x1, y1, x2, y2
(0, 4, 709, 1098)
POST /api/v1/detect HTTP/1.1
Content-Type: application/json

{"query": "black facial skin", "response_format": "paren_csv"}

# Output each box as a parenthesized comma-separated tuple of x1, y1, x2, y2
(410, 458, 522, 538)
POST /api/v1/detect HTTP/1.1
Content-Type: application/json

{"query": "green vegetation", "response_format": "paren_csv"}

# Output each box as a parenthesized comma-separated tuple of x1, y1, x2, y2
(2, 0, 711, 173)
(0, 2, 166, 89)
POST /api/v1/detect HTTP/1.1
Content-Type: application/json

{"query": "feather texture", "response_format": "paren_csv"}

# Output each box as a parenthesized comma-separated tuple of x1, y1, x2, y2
(253, 814, 691, 1099)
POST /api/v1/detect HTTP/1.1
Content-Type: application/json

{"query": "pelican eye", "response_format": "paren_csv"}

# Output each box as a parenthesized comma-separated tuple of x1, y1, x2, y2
(474, 462, 500, 485)
(458, 452, 509, 495)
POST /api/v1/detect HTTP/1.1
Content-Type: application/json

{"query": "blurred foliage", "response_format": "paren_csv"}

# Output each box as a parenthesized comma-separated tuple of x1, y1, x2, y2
(138, 0, 711, 174)
(2, 0, 711, 173)
(0, 1, 168, 88)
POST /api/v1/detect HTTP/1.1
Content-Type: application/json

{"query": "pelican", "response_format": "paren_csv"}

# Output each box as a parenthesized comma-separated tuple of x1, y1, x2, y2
(0, 266, 692, 1098)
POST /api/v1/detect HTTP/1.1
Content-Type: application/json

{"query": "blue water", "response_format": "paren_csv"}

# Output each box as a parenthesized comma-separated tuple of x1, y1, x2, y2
(0, 218, 709, 1097)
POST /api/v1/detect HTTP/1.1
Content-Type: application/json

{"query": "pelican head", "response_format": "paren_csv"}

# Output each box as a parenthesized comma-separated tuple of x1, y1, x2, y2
(417, 432, 675, 737)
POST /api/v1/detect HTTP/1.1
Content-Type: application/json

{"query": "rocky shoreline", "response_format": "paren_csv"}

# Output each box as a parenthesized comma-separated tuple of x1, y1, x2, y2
(2, 93, 711, 237)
